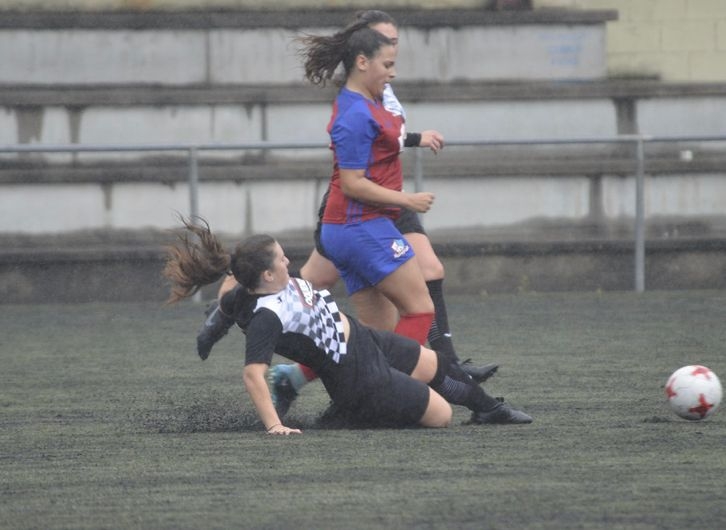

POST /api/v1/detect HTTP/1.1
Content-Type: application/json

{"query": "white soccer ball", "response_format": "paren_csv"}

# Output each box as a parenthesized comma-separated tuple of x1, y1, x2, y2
(665, 365, 722, 421)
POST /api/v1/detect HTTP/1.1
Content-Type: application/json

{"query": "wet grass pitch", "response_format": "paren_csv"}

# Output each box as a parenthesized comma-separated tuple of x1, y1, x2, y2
(2, 290, 725, 529)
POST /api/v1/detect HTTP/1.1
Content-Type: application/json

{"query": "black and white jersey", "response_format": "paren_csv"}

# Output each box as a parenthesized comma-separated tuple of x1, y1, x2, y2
(253, 278, 347, 363)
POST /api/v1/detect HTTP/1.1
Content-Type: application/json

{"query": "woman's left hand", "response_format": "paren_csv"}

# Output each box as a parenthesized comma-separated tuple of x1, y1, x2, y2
(266, 423, 303, 435)
(419, 130, 445, 154)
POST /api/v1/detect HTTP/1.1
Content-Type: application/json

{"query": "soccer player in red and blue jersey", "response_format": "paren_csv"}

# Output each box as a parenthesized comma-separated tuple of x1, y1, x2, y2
(301, 24, 436, 346)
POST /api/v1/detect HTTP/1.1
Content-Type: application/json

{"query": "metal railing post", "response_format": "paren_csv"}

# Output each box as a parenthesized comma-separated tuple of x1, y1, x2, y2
(413, 148, 423, 193)
(634, 136, 646, 293)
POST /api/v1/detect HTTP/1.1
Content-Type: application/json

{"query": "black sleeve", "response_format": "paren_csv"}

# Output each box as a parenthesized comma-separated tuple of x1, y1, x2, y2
(220, 284, 240, 316)
(244, 309, 282, 366)
(404, 132, 421, 148)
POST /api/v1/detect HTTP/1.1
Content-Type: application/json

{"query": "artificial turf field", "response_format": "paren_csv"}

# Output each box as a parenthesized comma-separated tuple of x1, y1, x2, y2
(2, 290, 725, 529)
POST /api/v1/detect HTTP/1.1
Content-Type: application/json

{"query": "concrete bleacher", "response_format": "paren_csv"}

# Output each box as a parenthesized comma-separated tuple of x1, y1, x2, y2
(2, 7, 726, 303)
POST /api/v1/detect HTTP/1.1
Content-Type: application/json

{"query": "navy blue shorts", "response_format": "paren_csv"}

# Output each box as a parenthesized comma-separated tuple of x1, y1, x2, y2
(321, 217, 415, 295)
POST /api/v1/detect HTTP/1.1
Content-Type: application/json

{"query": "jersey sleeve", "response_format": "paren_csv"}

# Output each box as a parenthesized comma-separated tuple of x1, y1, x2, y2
(331, 103, 379, 170)
(244, 308, 282, 366)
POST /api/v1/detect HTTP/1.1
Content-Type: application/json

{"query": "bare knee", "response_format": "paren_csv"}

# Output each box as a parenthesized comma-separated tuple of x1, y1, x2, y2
(407, 233, 445, 281)
(418, 389, 452, 428)
(401, 294, 434, 317)
(410, 347, 437, 383)
(419, 259, 444, 282)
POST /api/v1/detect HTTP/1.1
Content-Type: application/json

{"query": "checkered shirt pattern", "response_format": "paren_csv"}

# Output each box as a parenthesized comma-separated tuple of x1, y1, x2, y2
(254, 278, 348, 363)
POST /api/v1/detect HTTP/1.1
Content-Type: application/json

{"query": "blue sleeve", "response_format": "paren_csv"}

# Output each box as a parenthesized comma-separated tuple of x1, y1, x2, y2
(331, 103, 379, 170)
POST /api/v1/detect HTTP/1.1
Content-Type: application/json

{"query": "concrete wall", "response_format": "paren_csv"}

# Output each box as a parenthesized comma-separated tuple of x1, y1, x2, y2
(0, 5, 724, 238)
(0, 23, 607, 85)
(5, 0, 724, 82)
(540, 0, 726, 81)
(0, 0, 489, 10)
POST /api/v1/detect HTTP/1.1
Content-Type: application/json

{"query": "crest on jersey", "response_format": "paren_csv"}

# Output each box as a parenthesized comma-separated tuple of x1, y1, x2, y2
(292, 277, 315, 307)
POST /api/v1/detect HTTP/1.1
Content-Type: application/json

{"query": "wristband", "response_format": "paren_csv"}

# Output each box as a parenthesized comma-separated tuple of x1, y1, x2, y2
(404, 132, 421, 148)
(266, 423, 281, 432)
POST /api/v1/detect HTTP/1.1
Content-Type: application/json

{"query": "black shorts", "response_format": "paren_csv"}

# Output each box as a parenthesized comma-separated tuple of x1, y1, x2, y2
(320, 317, 429, 427)
(394, 208, 426, 237)
(313, 191, 427, 260)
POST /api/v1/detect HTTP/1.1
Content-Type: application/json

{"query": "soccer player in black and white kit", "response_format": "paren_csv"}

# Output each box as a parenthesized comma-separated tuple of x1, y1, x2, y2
(164, 218, 532, 433)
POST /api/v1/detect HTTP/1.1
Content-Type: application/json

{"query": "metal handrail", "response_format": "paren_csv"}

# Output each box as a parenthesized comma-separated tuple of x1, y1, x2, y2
(2, 134, 726, 292)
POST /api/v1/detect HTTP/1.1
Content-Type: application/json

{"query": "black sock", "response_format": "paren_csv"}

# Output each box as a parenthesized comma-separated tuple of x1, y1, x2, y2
(426, 279, 459, 363)
(429, 352, 500, 412)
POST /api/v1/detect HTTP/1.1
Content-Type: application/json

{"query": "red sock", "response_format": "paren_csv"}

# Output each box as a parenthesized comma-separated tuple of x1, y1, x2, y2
(394, 312, 435, 345)
(299, 364, 318, 382)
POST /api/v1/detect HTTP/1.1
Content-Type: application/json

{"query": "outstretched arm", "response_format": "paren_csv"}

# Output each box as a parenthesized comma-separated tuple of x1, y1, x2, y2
(243, 363, 302, 435)
(406, 130, 444, 154)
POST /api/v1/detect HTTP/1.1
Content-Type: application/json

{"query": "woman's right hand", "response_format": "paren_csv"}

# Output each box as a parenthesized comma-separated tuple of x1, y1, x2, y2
(407, 192, 435, 213)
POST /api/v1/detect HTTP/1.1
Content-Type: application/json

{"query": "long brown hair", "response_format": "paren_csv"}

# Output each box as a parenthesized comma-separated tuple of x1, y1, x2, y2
(298, 23, 393, 87)
(163, 217, 276, 304)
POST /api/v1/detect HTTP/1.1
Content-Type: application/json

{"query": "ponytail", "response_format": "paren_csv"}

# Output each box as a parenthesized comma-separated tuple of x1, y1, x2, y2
(163, 216, 278, 305)
(298, 23, 392, 86)
(163, 216, 230, 304)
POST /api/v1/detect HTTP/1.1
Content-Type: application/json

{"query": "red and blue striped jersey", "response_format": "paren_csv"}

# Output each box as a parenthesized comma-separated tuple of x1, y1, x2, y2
(322, 86, 405, 224)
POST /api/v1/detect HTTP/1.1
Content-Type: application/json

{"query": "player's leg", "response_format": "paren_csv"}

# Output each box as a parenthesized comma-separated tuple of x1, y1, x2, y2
(373, 257, 434, 345)
(267, 362, 317, 417)
(405, 231, 499, 383)
(418, 388, 452, 428)
(394, 211, 456, 357)
(322, 218, 434, 345)
(405, 231, 444, 280)
(297, 201, 338, 290)
(405, 232, 456, 357)
(349, 287, 399, 331)
(420, 347, 532, 424)
(298, 248, 340, 291)
(377, 328, 531, 424)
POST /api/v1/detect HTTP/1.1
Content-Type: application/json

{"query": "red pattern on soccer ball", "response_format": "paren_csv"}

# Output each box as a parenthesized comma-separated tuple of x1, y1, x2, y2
(691, 366, 712, 379)
(664, 376, 678, 399)
(688, 393, 715, 419)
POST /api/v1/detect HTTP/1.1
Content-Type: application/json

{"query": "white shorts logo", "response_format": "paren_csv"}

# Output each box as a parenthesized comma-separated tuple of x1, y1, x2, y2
(391, 239, 409, 259)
